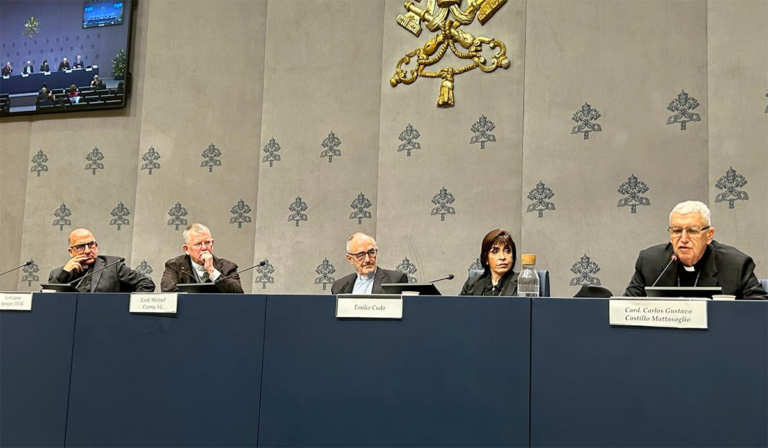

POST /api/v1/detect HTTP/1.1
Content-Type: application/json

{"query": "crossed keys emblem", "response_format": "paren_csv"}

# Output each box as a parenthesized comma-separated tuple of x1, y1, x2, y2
(390, 0, 510, 107)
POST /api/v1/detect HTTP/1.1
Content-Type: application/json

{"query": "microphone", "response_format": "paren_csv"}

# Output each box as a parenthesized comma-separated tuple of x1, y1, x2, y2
(0, 260, 32, 277)
(217, 260, 267, 282)
(428, 274, 455, 283)
(651, 254, 678, 287)
(70, 257, 125, 290)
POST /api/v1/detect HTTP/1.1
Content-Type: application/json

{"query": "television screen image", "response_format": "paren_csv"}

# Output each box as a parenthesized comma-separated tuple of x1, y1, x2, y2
(83, 1, 124, 28)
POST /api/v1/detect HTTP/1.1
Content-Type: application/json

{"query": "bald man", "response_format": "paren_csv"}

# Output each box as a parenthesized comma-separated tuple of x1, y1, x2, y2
(331, 232, 407, 294)
(48, 228, 155, 292)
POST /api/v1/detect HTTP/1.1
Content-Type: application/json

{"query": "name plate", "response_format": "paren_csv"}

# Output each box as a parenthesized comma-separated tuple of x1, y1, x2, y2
(336, 294, 403, 319)
(0, 293, 33, 311)
(609, 299, 707, 329)
(129, 293, 178, 314)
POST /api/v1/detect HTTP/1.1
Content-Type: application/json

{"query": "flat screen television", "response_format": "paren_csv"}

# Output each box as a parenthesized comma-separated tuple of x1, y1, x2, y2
(83, 1, 124, 28)
(0, 0, 134, 117)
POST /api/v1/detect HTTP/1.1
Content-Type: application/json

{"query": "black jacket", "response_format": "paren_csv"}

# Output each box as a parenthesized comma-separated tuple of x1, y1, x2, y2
(460, 270, 519, 296)
(331, 268, 407, 294)
(49, 255, 155, 293)
(624, 241, 768, 300)
(161, 254, 243, 293)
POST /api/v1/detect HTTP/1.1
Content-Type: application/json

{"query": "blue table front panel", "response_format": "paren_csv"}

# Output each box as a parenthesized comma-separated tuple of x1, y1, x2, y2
(0, 293, 77, 448)
(530, 298, 768, 447)
(65, 294, 267, 448)
(258, 295, 531, 447)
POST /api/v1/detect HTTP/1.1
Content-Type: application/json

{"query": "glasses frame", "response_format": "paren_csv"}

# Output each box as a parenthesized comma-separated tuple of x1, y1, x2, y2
(668, 226, 711, 238)
(70, 241, 97, 252)
(347, 248, 378, 261)
(190, 240, 214, 249)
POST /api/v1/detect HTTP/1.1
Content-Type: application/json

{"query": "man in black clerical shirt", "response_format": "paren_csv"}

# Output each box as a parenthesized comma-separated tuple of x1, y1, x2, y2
(48, 228, 155, 293)
(624, 200, 767, 300)
(58, 57, 70, 71)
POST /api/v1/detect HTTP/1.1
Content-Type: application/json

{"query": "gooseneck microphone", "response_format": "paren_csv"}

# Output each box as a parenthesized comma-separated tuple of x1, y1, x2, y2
(217, 260, 267, 282)
(0, 260, 32, 277)
(651, 254, 678, 287)
(70, 257, 126, 290)
(428, 274, 455, 283)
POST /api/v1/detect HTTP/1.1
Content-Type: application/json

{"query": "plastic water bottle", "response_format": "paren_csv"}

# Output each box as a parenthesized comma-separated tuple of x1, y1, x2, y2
(517, 254, 539, 297)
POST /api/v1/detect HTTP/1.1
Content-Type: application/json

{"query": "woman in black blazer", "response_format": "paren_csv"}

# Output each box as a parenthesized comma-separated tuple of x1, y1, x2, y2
(460, 228, 519, 296)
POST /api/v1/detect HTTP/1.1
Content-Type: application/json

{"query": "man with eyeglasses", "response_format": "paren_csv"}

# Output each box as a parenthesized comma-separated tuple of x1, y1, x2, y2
(331, 232, 407, 294)
(48, 228, 155, 292)
(160, 223, 243, 293)
(624, 201, 767, 299)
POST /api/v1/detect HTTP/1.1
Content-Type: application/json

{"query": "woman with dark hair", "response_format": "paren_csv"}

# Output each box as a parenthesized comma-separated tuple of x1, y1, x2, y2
(40, 59, 50, 72)
(460, 228, 518, 296)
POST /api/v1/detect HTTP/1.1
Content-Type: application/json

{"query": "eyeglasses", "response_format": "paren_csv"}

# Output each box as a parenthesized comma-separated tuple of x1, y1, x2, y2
(70, 241, 97, 252)
(191, 240, 214, 249)
(348, 249, 378, 261)
(668, 226, 710, 238)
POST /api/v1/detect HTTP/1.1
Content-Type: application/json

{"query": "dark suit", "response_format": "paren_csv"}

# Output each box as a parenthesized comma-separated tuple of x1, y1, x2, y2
(331, 267, 408, 294)
(73, 60, 84, 69)
(1, 66, 11, 76)
(48, 255, 155, 293)
(22, 65, 33, 74)
(58, 61, 70, 71)
(624, 241, 768, 300)
(40, 63, 50, 72)
(161, 254, 243, 293)
(460, 270, 519, 296)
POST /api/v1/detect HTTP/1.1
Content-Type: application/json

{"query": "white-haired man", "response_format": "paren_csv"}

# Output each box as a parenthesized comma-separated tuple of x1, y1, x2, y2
(160, 223, 243, 293)
(624, 200, 767, 299)
(331, 232, 407, 294)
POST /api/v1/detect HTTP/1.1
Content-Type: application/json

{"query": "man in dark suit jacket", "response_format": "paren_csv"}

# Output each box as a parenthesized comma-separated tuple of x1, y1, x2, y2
(22, 60, 33, 74)
(48, 228, 155, 293)
(624, 201, 767, 300)
(160, 223, 243, 293)
(1, 62, 12, 76)
(58, 58, 70, 71)
(331, 232, 408, 294)
(73, 55, 84, 69)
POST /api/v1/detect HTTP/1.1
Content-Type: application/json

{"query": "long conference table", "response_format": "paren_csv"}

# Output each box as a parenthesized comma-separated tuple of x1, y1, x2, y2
(1, 294, 766, 447)
(0, 68, 99, 95)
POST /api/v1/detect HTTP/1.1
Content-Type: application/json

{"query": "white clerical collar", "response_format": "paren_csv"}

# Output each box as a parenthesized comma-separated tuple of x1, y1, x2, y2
(356, 268, 376, 282)
(683, 265, 696, 272)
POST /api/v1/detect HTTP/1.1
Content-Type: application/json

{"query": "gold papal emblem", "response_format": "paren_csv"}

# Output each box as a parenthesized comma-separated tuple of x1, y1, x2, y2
(390, 0, 510, 107)
(23, 16, 40, 39)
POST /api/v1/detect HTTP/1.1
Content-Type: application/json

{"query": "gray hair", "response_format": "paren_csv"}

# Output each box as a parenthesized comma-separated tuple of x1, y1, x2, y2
(670, 201, 711, 226)
(183, 223, 212, 244)
(346, 232, 376, 253)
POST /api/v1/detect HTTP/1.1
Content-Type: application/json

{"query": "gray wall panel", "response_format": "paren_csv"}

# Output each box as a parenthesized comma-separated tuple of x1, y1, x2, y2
(707, 0, 768, 279)
(253, 0, 386, 293)
(522, 0, 709, 297)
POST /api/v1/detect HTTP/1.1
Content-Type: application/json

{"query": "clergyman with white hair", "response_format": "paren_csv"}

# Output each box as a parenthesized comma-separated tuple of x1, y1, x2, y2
(624, 200, 767, 299)
(160, 223, 243, 293)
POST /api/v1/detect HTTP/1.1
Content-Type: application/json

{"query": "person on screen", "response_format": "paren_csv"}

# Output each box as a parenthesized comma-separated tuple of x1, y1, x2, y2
(22, 60, 33, 75)
(37, 83, 52, 105)
(330, 232, 407, 295)
(67, 84, 80, 104)
(58, 57, 70, 71)
(48, 228, 155, 293)
(73, 55, 84, 69)
(90, 74, 105, 89)
(40, 59, 50, 72)
(115, 81, 124, 94)
(459, 228, 519, 296)
(160, 223, 243, 293)
(1, 61, 12, 76)
(624, 200, 767, 300)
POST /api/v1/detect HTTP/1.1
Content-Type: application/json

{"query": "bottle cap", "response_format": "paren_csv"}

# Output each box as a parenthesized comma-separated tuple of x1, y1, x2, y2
(521, 254, 536, 266)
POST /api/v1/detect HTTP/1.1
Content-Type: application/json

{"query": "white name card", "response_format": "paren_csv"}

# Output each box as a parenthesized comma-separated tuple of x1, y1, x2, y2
(336, 294, 403, 319)
(609, 299, 707, 329)
(0, 293, 33, 311)
(129, 293, 178, 314)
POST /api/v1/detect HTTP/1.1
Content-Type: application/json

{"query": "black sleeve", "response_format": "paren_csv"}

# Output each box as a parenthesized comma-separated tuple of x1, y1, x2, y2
(623, 252, 647, 297)
(738, 256, 768, 300)
(160, 260, 181, 292)
(117, 262, 155, 292)
(214, 262, 243, 294)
